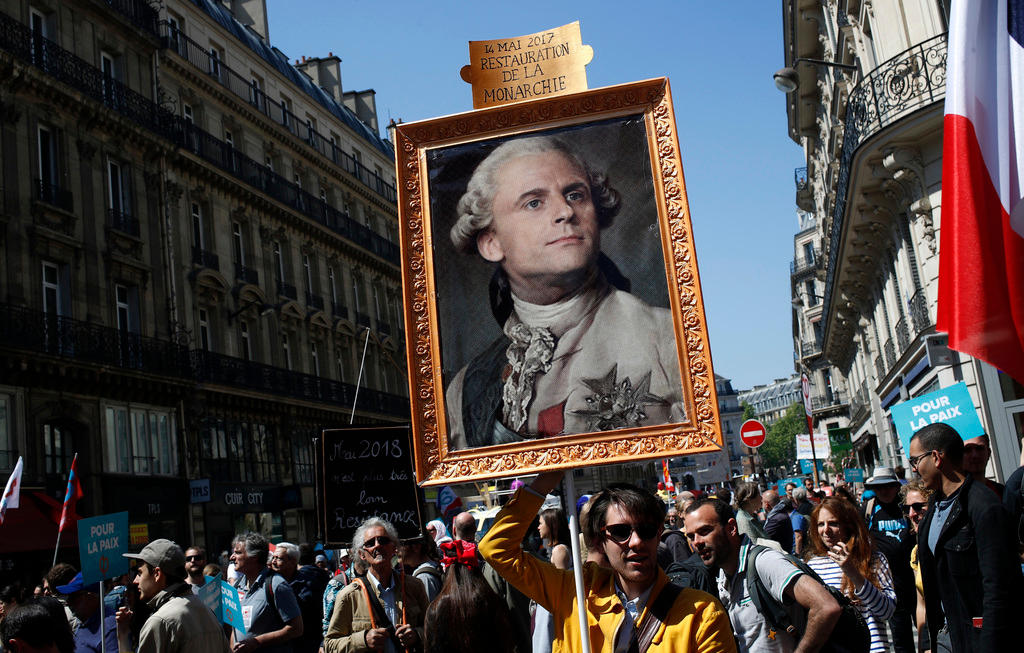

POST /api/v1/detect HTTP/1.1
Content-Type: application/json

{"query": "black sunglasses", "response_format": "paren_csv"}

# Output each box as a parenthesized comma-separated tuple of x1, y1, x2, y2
(603, 523, 659, 544)
(364, 535, 392, 548)
(185, 555, 204, 562)
(901, 502, 927, 514)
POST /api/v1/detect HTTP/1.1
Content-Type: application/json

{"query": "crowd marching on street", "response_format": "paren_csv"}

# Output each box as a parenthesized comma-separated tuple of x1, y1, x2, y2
(0, 423, 1020, 653)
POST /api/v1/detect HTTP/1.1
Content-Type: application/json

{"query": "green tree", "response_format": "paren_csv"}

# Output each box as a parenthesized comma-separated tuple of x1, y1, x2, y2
(741, 401, 756, 422)
(760, 402, 806, 471)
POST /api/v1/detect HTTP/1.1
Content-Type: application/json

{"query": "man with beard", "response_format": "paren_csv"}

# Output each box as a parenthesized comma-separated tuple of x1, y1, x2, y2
(446, 135, 685, 449)
(861, 467, 915, 653)
(961, 434, 1005, 498)
(183, 547, 208, 593)
(479, 471, 736, 652)
(911, 423, 1023, 651)
(683, 498, 840, 653)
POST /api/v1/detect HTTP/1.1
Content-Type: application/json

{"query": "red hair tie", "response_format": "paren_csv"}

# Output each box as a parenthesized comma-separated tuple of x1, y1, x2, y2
(439, 539, 481, 571)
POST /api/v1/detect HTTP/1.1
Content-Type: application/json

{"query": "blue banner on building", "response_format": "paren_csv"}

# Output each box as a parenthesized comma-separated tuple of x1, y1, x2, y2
(889, 381, 985, 457)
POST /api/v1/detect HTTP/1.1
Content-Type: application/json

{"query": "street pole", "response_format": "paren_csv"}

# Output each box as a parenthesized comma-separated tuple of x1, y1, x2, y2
(801, 372, 821, 489)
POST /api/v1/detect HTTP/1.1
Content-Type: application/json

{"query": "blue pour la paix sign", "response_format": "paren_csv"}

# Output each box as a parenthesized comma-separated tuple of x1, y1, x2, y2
(78, 512, 130, 584)
(844, 468, 865, 483)
(889, 381, 985, 458)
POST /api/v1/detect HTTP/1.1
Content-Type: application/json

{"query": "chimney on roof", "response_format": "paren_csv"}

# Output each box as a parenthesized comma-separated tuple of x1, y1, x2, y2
(342, 89, 379, 133)
(296, 54, 343, 104)
(229, 0, 270, 42)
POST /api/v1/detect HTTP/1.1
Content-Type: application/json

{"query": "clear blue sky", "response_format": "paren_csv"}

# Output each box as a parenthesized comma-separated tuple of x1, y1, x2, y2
(267, 0, 804, 391)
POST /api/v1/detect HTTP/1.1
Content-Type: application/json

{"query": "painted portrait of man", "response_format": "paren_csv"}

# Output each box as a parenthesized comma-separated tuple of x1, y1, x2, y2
(428, 118, 687, 451)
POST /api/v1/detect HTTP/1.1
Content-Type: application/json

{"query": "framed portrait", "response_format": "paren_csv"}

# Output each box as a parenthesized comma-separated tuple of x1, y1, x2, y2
(395, 78, 722, 485)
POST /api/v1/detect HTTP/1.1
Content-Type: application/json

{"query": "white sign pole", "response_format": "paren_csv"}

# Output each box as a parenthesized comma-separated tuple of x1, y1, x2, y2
(562, 471, 592, 652)
(99, 583, 106, 653)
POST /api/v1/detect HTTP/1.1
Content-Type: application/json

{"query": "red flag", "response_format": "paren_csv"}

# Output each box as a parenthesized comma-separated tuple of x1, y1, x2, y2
(58, 453, 83, 532)
(937, 0, 1024, 383)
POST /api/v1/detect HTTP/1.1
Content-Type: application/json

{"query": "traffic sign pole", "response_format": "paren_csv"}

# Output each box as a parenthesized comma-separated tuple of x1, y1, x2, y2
(801, 373, 821, 489)
(740, 419, 767, 483)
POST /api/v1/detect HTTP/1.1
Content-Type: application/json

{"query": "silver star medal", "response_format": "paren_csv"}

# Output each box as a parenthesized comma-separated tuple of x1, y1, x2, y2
(569, 364, 669, 431)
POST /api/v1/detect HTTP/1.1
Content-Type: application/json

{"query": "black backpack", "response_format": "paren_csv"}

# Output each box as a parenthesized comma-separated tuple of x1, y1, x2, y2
(745, 544, 870, 653)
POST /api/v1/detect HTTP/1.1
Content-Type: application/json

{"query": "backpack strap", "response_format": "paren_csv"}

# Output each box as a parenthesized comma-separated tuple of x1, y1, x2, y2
(635, 581, 683, 653)
(263, 572, 278, 623)
(744, 545, 798, 638)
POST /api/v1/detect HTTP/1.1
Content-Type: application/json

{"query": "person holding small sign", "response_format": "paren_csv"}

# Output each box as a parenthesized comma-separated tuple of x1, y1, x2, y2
(114, 539, 228, 653)
(229, 533, 303, 653)
(479, 471, 736, 652)
(323, 518, 427, 653)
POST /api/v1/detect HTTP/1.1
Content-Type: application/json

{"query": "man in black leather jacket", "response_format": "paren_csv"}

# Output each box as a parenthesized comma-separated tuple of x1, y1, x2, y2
(911, 423, 1023, 652)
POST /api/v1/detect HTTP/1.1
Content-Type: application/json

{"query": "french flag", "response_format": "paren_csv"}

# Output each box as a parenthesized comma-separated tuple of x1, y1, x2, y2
(938, 0, 1024, 383)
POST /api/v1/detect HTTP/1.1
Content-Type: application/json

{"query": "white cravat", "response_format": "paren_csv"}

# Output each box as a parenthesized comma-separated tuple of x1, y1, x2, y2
(501, 276, 606, 432)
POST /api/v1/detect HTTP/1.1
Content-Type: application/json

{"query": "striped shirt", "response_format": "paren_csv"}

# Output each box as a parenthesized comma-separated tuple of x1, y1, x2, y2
(807, 552, 895, 653)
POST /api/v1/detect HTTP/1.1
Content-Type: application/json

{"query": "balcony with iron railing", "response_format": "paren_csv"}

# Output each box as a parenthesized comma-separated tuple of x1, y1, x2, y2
(800, 339, 822, 358)
(178, 123, 400, 264)
(820, 33, 947, 339)
(874, 354, 886, 380)
(908, 290, 931, 334)
(0, 12, 400, 266)
(0, 302, 410, 418)
(191, 349, 408, 417)
(103, 0, 159, 36)
(884, 338, 897, 369)
(0, 303, 191, 375)
(895, 315, 911, 353)
(192, 247, 219, 270)
(811, 391, 848, 410)
(235, 264, 259, 285)
(158, 22, 397, 204)
(107, 209, 139, 237)
(790, 249, 820, 277)
(33, 178, 74, 213)
(0, 13, 179, 139)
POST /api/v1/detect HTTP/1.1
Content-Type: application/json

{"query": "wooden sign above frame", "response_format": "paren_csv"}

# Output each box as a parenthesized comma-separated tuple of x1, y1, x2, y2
(395, 78, 722, 485)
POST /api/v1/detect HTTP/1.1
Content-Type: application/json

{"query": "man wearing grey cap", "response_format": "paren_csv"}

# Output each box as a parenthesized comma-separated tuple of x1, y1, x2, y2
(115, 538, 229, 653)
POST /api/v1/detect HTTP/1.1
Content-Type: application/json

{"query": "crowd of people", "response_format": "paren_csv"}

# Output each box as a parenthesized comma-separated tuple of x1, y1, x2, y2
(2, 423, 1023, 652)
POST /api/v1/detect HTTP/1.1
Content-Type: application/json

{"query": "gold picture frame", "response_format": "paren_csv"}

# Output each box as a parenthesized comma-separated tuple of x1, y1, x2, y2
(395, 77, 722, 485)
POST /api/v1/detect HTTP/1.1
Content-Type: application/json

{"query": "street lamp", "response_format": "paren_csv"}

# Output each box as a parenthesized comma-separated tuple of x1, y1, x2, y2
(773, 58, 858, 93)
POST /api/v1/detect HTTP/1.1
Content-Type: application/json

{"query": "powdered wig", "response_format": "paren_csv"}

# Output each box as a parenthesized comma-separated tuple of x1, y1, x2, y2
(449, 135, 622, 254)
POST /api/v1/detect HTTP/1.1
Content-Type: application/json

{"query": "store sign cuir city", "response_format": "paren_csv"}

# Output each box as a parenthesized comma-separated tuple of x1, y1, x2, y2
(461, 21, 593, 108)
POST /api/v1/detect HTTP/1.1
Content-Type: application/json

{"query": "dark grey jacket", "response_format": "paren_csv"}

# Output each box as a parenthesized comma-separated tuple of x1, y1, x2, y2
(917, 475, 1024, 652)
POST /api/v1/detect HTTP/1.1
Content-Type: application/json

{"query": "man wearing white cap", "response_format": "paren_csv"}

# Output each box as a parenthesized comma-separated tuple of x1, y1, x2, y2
(116, 538, 229, 653)
(862, 467, 915, 653)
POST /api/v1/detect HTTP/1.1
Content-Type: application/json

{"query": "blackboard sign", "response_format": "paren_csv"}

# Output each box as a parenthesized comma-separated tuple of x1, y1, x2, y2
(317, 426, 423, 545)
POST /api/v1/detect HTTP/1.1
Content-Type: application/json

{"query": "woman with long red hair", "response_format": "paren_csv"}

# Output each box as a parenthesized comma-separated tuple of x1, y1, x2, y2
(805, 497, 895, 653)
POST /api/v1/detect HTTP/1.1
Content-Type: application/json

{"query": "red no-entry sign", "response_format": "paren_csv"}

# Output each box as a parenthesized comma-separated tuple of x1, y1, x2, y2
(740, 419, 767, 448)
